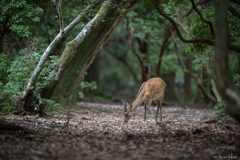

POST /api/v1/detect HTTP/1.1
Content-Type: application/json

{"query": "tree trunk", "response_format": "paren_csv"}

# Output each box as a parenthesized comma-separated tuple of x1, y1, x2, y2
(126, 15, 147, 83)
(136, 37, 149, 82)
(171, 31, 217, 104)
(183, 59, 192, 101)
(214, 0, 240, 123)
(156, 27, 171, 77)
(165, 72, 176, 100)
(43, 0, 138, 104)
(86, 53, 100, 86)
(21, 0, 103, 108)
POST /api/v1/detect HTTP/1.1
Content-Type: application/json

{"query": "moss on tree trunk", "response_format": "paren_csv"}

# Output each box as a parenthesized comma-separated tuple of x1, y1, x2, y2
(42, 0, 138, 105)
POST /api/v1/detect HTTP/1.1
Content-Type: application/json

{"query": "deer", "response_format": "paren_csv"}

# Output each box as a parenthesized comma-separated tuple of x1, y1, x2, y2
(122, 77, 165, 129)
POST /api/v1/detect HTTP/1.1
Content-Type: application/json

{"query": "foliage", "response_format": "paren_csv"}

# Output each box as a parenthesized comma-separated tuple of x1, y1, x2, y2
(213, 100, 228, 121)
(42, 98, 60, 113)
(143, 0, 161, 5)
(0, 106, 16, 120)
(192, 49, 213, 71)
(0, 38, 59, 113)
(78, 81, 97, 99)
(0, 53, 15, 84)
(0, 0, 44, 37)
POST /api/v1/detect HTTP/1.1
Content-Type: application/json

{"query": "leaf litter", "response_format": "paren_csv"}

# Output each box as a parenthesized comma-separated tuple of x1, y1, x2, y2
(0, 101, 240, 160)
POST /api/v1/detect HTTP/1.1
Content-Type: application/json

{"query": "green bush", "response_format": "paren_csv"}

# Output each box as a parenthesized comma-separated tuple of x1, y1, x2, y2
(213, 100, 228, 121)
(0, 41, 59, 114)
(77, 81, 97, 99)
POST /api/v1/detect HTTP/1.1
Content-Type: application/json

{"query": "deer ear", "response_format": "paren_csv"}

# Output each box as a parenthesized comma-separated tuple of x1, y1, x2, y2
(122, 99, 125, 105)
(122, 99, 127, 108)
(125, 100, 128, 106)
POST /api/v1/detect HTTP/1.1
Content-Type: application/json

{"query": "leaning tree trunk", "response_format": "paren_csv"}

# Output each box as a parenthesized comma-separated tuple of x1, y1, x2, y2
(21, 0, 103, 111)
(42, 0, 138, 104)
(214, 0, 240, 123)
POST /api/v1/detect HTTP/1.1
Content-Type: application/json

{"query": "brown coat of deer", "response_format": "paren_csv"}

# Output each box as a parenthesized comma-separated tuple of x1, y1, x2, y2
(122, 77, 165, 128)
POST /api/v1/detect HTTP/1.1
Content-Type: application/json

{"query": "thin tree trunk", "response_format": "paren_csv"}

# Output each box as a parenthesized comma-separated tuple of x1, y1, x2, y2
(0, 16, 10, 53)
(203, 63, 221, 102)
(171, 32, 217, 104)
(156, 28, 171, 77)
(136, 37, 149, 82)
(214, 0, 240, 123)
(183, 59, 192, 101)
(86, 53, 100, 85)
(165, 72, 176, 100)
(126, 14, 147, 83)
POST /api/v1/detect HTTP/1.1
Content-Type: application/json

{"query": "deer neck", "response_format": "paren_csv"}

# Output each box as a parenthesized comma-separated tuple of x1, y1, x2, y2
(131, 95, 144, 111)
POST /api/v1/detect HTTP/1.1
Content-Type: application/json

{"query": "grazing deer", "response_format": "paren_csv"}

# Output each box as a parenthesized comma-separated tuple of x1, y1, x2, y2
(122, 77, 165, 128)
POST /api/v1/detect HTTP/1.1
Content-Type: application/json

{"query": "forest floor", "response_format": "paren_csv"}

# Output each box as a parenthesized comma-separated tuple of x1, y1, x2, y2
(0, 102, 240, 160)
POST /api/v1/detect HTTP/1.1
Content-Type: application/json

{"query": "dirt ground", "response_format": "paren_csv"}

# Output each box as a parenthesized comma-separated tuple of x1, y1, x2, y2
(0, 102, 240, 160)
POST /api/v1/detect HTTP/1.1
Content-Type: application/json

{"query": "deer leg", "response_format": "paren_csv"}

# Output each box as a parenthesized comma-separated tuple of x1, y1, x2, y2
(154, 100, 159, 125)
(145, 100, 153, 122)
(159, 96, 163, 122)
(144, 102, 147, 122)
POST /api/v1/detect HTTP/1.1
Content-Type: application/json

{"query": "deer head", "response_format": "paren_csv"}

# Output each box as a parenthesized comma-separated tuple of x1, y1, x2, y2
(122, 99, 133, 124)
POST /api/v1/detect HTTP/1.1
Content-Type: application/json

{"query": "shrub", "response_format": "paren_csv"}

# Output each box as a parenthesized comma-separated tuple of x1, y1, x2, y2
(0, 40, 59, 114)
(213, 100, 228, 121)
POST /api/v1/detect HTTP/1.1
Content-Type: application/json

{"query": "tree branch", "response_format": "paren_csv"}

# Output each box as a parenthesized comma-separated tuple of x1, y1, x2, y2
(171, 31, 217, 104)
(183, 0, 213, 18)
(171, 0, 189, 35)
(154, 3, 240, 54)
(21, 0, 103, 101)
(230, 0, 240, 5)
(190, 0, 215, 37)
(126, 14, 146, 82)
(228, 5, 240, 19)
(156, 28, 171, 77)
(7, 9, 30, 29)
(203, 63, 221, 102)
